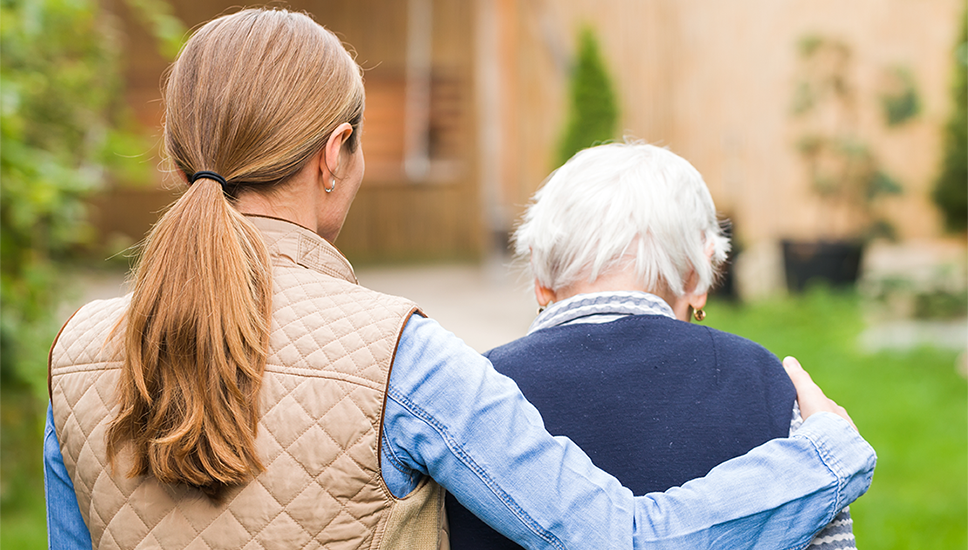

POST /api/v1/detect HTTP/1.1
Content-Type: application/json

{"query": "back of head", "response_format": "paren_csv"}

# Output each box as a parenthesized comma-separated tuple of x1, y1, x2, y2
(108, 9, 364, 499)
(165, 8, 364, 184)
(515, 142, 729, 298)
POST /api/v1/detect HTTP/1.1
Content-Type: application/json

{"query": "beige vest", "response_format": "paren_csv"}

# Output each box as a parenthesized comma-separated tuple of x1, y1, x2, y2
(49, 216, 447, 550)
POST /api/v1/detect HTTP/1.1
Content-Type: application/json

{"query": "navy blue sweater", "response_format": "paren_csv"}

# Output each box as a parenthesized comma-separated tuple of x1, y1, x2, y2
(446, 314, 796, 549)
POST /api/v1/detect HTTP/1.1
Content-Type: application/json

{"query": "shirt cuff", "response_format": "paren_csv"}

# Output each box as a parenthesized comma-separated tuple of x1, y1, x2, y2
(790, 412, 877, 516)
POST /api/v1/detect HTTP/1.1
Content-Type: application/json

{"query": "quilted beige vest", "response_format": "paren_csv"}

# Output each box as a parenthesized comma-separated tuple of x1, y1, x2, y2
(49, 216, 448, 550)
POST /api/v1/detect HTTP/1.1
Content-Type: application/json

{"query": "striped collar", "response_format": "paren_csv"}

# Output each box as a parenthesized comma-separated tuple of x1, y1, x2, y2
(528, 290, 676, 335)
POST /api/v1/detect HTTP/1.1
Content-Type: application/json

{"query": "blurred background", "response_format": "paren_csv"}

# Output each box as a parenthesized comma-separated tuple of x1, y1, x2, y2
(1, 0, 965, 547)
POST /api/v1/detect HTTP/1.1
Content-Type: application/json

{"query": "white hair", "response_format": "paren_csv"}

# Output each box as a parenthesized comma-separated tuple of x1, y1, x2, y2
(514, 142, 730, 297)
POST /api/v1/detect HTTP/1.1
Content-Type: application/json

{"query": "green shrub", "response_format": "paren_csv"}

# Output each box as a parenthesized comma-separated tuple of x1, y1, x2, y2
(933, 14, 968, 232)
(1, 0, 123, 393)
(0, 0, 184, 393)
(0, 0, 184, 522)
(556, 26, 619, 167)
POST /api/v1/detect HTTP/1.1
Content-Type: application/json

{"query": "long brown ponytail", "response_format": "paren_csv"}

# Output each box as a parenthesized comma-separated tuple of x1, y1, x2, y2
(107, 9, 365, 498)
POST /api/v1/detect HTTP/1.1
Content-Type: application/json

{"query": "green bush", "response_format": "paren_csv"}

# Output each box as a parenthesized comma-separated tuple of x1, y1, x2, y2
(1, 0, 119, 392)
(0, 0, 185, 394)
(556, 26, 619, 167)
(933, 13, 968, 232)
(0, 0, 184, 528)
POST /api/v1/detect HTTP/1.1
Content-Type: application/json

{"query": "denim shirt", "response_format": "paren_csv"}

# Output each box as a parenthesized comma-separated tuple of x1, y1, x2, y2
(46, 314, 875, 550)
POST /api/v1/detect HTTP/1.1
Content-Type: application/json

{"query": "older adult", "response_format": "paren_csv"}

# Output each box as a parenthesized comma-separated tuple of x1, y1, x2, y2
(447, 142, 859, 549)
(45, 10, 872, 550)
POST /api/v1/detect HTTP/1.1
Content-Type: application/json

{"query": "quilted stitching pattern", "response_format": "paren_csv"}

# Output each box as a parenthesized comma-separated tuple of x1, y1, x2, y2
(50, 221, 440, 550)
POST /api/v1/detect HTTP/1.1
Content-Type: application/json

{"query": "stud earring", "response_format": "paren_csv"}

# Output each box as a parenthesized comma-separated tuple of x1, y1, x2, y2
(324, 177, 336, 193)
(693, 308, 706, 322)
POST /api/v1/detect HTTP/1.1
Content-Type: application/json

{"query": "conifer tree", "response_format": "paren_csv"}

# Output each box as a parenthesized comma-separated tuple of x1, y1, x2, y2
(557, 27, 619, 167)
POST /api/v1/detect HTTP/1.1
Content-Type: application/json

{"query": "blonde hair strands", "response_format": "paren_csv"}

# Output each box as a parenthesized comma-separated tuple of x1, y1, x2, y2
(107, 9, 365, 498)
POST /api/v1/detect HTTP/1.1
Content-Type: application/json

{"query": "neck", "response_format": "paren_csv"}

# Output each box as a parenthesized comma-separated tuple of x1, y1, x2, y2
(233, 165, 333, 241)
(552, 272, 694, 323)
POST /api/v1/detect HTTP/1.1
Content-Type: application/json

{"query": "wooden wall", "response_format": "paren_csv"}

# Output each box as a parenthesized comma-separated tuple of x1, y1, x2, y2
(92, 0, 964, 264)
(94, 0, 482, 263)
(495, 0, 965, 246)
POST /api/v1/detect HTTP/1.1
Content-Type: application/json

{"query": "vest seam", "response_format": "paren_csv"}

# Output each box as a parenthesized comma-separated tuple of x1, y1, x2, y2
(375, 306, 423, 502)
(371, 306, 429, 550)
(51, 363, 122, 372)
(49, 306, 83, 401)
(262, 366, 385, 390)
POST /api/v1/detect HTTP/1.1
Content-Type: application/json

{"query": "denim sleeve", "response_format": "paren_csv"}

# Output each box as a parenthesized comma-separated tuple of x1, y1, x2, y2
(44, 404, 92, 550)
(382, 315, 876, 550)
(791, 404, 859, 549)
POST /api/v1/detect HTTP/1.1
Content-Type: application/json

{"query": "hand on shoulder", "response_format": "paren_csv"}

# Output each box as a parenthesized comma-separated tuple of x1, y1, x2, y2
(782, 356, 857, 431)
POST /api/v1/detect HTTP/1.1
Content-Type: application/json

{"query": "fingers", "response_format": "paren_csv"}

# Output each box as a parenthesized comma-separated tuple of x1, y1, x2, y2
(783, 356, 857, 432)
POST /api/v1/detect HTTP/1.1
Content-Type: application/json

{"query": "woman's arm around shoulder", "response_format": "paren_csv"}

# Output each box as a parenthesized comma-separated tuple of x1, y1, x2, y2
(381, 315, 876, 549)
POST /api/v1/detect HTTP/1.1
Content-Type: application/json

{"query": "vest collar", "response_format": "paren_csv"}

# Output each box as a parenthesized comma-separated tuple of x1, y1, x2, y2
(246, 215, 358, 285)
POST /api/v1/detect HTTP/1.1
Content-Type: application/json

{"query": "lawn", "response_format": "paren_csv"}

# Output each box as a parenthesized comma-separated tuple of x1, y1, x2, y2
(706, 289, 967, 549)
(4, 289, 964, 549)
(1, 385, 47, 549)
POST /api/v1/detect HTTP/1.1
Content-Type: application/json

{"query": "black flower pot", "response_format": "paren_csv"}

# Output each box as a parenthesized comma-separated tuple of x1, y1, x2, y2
(781, 239, 863, 292)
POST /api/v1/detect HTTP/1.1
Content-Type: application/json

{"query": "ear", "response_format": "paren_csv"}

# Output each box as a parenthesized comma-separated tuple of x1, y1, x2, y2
(681, 268, 708, 313)
(689, 236, 716, 311)
(690, 290, 708, 312)
(320, 122, 355, 177)
(534, 279, 557, 307)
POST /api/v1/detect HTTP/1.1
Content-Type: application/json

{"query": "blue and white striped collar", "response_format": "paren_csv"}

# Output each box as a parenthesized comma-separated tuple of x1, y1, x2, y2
(528, 290, 676, 335)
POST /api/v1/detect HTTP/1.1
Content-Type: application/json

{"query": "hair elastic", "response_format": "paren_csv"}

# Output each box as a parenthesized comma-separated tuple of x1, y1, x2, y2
(190, 170, 229, 192)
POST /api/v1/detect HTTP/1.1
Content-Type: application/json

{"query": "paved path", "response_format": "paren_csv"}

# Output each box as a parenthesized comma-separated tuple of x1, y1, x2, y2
(66, 258, 966, 357)
(859, 319, 967, 353)
(66, 259, 538, 354)
(357, 261, 537, 352)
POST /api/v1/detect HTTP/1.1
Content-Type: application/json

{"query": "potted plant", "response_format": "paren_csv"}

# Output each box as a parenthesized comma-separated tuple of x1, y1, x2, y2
(784, 35, 903, 292)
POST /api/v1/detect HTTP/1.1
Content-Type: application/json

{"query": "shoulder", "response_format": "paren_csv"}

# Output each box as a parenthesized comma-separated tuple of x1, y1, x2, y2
(265, 267, 420, 377)
(271, 263, 418, 318)
(49, 295, 131, 396)
(697, 323, 782, 369)
(635, 315, 782, 368)
(486, 315, 783, 374)
(483, 326, 567, 367)
(53, 295, 130, 352)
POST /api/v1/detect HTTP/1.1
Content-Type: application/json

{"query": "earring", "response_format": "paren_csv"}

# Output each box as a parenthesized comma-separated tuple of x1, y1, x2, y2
(324, 177, 336, 193)
(693, 308, 706, 322)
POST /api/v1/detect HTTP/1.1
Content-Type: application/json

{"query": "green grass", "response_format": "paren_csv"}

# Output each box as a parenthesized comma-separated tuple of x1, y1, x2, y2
(4, 289, 964, 549)
(1, 490, 47, 550)
(1, 386, 48, 550)
(707, 289, 967, 549)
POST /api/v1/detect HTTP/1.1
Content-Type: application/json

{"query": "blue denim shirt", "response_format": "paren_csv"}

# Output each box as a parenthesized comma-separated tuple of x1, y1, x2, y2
(45, 314, 875, 549)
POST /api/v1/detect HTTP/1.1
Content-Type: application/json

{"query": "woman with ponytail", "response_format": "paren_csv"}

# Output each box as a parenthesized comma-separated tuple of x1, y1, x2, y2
(45, 8, 874, 550)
